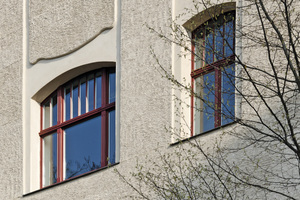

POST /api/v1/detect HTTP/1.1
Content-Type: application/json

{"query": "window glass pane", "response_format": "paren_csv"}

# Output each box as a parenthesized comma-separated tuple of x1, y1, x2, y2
(43, 133, 57, 187)
(215, 24, 224, 61)
(205, 29, 214, 64)
(52, 95, 57, 126)
(222, 64, 235, 125)
(109, 110, 115, 164)
(194, 77, 203, 135)
(80, 78, 86, 115)
(65, 87, 71, 121)
(195, 30, 204, 70)
(203, 72, 215, 132)
(65, 115, 101, 179)
(225, 19, 234, 57)
(96, 73, 102, 108)
(88, 75, 94, 112)
(44, 101, 50, 129)
(72, 82, 79, 118)
(109, 72, 116, 103)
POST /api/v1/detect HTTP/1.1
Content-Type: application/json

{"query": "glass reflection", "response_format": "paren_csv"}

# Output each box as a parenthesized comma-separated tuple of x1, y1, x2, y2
(215, 24, 224, 61)
(88, 75, 94, 112)
(205, 30, 214, 64)
(52, 95, 57, 126)
(65, 115, 101, 179)
(221, 64, 235, 125)
(73, 82, 79, 118)
(203, 72, 215, 132)
(194, 77, 203, 135)
(109, 72, 116, 103)
(65, 87, 71, 121)
(43, 101, 50, 129)
(225, 20, 234, 57)
(96, 73, 102, 108)
(195, 30, 204, 70)
(80, 78, 86, 115)
(109, 110, 115, 164)
(43, 133, 57, 187)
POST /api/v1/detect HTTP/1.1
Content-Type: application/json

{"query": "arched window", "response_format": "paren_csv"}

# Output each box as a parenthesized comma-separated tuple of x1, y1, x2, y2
(40, 67, 115, 187)
(191, 11, 235, 136)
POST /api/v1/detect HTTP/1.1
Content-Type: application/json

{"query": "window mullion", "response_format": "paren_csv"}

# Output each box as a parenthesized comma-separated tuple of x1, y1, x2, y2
(57, 87, 64, 183)
(101, 69, 108, 167)
(214, 68, 221, 127)
(57, 128, 63, 182)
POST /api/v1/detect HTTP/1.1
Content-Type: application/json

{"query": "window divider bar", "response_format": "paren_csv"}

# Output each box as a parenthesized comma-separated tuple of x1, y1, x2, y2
(39, 103, 115, 136)
(214, 68, 222, 127)
(101, 111, 108, 167)
(57, 128, 63, 182)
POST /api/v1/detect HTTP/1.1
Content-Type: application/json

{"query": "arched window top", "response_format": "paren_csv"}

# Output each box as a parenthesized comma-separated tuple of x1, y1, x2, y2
(32, 62, 115, 103)
(183, 2, 236, 32)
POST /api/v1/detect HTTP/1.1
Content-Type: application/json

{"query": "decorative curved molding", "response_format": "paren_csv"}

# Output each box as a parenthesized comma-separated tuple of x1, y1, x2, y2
(183, 2, 236, 32)
(29, 0, 114, 64)
(30, 27, 113, 65)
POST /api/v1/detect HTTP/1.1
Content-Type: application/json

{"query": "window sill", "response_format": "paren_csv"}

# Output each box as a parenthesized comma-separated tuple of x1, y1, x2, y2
(22, 162, 119, 197)
(170, 120, 238, 146)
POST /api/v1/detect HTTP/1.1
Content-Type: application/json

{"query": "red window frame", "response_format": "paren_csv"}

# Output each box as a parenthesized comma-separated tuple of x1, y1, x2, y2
(39, 67, 115, 188)
(190, 12, 235, 136)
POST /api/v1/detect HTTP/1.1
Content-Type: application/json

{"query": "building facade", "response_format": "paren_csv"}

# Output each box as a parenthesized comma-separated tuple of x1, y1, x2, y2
(0, 0, 299, 199)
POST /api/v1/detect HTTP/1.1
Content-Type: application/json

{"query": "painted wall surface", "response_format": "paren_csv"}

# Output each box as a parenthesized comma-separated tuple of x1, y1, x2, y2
(0, 0, 23, 199)
(1, 0, 299, 199)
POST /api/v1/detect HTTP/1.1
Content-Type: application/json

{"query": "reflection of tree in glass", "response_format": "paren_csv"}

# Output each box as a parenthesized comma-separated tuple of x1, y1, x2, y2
(53, 166, 57, 183)
(66, 156, 101, 179)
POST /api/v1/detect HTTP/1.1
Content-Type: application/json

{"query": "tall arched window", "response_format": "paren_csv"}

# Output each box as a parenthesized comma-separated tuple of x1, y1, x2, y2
(40, 67, 115, 187)
(191, 11, 235, 136)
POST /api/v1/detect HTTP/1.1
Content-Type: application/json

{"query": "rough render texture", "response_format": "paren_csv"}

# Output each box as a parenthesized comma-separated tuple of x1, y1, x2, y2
(0, 0, 23, 199)
(29, 0, 114, 64)
(22, 0, 172, 199)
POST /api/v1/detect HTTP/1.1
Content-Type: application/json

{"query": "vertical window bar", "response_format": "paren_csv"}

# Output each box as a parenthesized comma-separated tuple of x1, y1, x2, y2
(57, 128, 63, 182)
(214, 68, 222, 127)
(101, 69, 108, 167)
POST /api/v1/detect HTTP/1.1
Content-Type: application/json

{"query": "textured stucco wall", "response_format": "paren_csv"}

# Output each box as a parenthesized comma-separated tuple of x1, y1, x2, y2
(0, 0, 23, 199)
(29, 0, 114, 64)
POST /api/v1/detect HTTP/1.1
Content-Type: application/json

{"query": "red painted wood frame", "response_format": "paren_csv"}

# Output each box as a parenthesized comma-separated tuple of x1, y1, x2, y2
(39, 67, 115, 188)
(190, 13, 235, 136)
